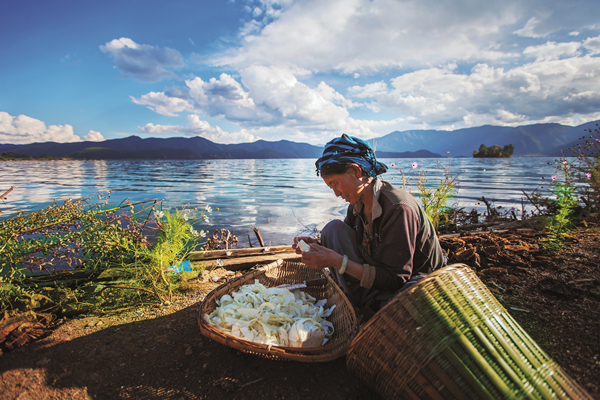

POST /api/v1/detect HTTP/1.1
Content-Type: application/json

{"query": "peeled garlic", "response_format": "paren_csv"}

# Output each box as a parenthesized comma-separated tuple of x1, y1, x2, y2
(206, 280, 335, 347)
(297, 239, 311, 252)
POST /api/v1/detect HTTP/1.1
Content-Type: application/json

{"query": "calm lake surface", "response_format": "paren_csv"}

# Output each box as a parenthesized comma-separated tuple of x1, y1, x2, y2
(0, 157, 564, 246)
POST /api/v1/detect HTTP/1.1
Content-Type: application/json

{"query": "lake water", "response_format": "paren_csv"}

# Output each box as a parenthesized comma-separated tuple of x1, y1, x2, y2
(0, 157, 565, 246)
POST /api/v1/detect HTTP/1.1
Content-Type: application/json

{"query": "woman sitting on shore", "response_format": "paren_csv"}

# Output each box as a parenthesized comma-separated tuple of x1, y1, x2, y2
(293, 134, 446, 310)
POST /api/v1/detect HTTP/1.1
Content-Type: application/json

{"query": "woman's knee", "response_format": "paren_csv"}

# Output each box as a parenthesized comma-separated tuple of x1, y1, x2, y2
(320, 219, 348, 247)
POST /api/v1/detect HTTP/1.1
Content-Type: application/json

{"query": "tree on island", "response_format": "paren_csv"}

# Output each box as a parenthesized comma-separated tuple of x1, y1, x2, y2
(473, 143, 514, 158)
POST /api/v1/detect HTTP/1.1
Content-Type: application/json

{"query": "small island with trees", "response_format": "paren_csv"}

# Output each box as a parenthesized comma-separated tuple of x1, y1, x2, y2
(473, 143, 514, 158)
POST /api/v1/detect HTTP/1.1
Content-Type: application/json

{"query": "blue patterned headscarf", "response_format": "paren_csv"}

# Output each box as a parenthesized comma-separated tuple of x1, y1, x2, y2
(315, 134, 388, 178)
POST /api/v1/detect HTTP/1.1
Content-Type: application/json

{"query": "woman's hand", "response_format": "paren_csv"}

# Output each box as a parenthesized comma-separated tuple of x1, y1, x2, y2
(300, 243, 343, 271)
(292, 236, 319, 254)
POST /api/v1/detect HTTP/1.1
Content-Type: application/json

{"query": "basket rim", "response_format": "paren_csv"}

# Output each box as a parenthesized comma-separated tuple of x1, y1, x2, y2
(401, 263, 470, 296)
(198, 260, 358, 362)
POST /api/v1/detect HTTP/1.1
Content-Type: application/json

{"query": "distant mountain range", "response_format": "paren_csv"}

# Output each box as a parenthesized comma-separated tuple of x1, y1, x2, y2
(372, 120, 599, 157)
(1, 120, 597, 159)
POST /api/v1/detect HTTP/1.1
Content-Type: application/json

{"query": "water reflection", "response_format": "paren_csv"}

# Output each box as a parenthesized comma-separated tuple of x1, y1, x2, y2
(0, 158, 564, 245)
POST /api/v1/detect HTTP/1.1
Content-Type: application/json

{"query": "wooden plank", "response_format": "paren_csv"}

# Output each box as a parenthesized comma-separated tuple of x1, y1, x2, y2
(188, 245, 294, 261)
(191, 252, 301, 271)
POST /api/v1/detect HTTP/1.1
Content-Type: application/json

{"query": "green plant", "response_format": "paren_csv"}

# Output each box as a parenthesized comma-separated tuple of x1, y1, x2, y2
(393, 156, 459, 229)
(565, 125, 600, 218)
(541, 160, 578, 252)
(133, 207, 210, 302)
(0, 191, 213, 314)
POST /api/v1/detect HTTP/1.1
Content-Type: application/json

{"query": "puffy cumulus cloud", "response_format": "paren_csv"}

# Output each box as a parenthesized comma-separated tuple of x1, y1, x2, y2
(209, 0, 600, 75)
(348, 54, 600, 129)
(137, 114, 259, 144)
(186, 73, 265, 123)
(84, 130, 105, 142)
(212, 0, 532, 73)
(0, 112, 83, 144)
(131, 65, 365, 138)
(238, 65, 350, 126)
(100, 37, 184, 82)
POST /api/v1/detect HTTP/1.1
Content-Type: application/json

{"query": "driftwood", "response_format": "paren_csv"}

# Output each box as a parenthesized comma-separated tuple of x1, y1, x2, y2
(189, 245, 300, 271)
(253, 227, 265, 247)
(192, 253, 301, 271)
(189, 245, 295, 260)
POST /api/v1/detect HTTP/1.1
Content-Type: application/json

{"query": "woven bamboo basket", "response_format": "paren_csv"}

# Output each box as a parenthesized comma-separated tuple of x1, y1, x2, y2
(198, 259, 359, 362)
(346, 263, 593, 400)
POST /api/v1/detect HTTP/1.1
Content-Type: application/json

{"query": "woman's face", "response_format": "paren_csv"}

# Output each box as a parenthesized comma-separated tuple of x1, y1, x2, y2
(322, 164, 369, 205)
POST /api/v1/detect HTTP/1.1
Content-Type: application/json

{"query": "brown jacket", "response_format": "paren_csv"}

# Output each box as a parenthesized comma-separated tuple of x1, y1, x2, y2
(344, 180, 445, 293)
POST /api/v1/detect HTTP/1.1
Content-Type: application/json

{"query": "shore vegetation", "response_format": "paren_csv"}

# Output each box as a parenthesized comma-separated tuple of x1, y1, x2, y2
(0, 152, 72, 161)
(0, 191, 213, 318)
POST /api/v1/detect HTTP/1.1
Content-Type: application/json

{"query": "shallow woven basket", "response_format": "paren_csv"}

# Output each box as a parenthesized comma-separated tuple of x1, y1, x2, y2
(346, 263, 593, 400)
(198, 260, 359, 362)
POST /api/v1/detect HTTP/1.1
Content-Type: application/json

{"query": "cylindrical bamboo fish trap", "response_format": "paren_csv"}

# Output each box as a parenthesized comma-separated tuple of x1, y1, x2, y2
(346, 263, 593, 400)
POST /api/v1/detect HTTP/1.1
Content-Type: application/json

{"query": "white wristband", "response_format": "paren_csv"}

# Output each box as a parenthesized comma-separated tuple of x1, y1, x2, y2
(339, 255, 348, 274)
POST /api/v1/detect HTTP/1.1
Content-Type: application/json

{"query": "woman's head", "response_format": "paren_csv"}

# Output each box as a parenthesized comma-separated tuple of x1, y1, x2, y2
(315, 134, 387, 178)
(316, 134, 388, 204)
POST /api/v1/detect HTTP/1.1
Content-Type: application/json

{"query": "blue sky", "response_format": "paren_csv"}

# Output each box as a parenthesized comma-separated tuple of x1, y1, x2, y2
(1, 0, 600, 145)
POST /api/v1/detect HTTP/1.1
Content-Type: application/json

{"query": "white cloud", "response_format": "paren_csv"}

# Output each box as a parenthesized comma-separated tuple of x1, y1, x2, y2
(131, 65, 376, 141)
(239, 65, 350, 126)
(523, 41, 581, 62)
(348, 81, 389, 99)
(583, 35, 600, 55)
(348, 54, 600, 128)
(212, 0, 524, 73)
(512, 2, 600, 38)
(127, 2, 600, 141)
(513, 16, 544, 38)
(137, 114, 260, 144)
(84, 130, 105, 142)
(100, 37, 184, 82)
(131, 91, 194, 116)
(0, 112, 83, 144)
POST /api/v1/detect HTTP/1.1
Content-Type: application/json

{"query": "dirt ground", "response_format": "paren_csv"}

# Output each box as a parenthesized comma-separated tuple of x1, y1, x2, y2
(1, 225, 599, 400)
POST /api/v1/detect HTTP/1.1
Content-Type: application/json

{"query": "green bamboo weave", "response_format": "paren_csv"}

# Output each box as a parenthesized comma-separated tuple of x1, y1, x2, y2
(346, 263, 593, 400)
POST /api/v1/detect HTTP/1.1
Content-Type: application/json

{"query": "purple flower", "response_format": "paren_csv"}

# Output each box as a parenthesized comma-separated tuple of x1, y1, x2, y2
(563, 160, 568, 165)
(586, 172, 592, 178)
(567, 180, 571, 183)
(390, 162, 395, 167)
(412, 162, 418, 169)
(551, 175, 557, 181)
